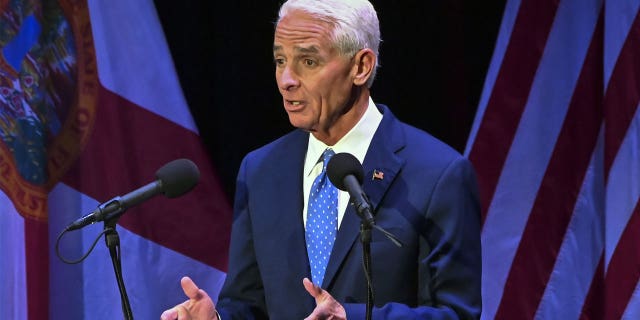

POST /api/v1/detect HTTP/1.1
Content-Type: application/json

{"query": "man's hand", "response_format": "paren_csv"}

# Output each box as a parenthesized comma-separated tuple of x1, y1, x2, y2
(160, 276, 218, 320)
(303, 277, 346, 320)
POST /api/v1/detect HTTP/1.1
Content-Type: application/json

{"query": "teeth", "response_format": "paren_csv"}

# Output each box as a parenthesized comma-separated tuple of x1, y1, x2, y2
(291, 101, 300, 105)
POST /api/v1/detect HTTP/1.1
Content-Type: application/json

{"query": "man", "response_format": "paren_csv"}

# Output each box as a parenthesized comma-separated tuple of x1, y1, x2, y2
(162, 0, 481, 319)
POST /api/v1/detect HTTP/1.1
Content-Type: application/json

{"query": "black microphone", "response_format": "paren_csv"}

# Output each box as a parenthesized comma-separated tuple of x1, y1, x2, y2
(64, 158, 200, 231)
(327, 152, 375, 226)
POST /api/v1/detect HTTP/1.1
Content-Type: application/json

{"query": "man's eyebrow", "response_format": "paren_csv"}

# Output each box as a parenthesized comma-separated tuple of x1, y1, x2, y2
(273, 44, 320, 54)
(295, 45, 319, 54)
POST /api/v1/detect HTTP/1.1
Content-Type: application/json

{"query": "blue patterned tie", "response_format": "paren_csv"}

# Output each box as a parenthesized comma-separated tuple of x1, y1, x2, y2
(306, 148, 338, 286)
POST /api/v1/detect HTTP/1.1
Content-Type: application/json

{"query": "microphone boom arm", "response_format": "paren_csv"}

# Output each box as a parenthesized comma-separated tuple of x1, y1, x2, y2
(102, 180, 163, 223)
(343, 175, 403, 248)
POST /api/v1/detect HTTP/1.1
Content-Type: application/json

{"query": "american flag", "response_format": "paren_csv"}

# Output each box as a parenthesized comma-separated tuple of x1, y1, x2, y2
(465, 0, 640, 318)
(372, 169, 385, 180)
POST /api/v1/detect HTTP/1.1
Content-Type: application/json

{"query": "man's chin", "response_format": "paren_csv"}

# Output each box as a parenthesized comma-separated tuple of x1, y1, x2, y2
(287, 115, 313, 131)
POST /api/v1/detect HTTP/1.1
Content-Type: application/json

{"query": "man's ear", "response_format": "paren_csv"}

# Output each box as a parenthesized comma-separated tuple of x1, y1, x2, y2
(352, 48, 376, 86)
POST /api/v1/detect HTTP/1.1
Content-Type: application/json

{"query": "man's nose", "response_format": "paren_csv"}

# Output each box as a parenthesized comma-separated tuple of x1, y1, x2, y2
(279, 65, 299, 90)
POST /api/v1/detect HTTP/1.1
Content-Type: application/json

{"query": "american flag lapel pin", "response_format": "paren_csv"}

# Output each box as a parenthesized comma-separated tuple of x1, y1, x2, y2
(372, 169, 384, 180)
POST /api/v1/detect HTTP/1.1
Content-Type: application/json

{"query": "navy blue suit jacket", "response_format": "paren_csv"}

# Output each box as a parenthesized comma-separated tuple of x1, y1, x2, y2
(217, 105, 482, 319)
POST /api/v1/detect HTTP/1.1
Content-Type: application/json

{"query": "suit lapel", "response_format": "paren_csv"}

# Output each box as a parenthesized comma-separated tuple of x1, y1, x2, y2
(322, 105, 405, 288)
(266, 130, 312, 279)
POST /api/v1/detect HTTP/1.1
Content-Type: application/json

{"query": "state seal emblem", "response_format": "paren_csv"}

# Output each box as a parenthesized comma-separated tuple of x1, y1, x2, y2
(0, 0, 98, 221)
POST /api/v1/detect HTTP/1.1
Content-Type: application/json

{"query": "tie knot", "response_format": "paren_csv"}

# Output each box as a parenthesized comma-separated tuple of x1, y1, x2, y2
(321, 148, 335, 171)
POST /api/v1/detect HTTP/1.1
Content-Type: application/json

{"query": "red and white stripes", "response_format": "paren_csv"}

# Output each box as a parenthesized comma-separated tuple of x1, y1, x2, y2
(466, 0, 640, 318)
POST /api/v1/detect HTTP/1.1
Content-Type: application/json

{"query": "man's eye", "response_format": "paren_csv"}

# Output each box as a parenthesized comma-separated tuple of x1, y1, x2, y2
(304, 59, 316, 66)
(274, 58, 285, 66)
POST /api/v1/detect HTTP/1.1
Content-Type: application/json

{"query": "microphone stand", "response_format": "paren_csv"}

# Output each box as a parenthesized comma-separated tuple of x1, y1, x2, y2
(360, 219, 374, 320)
(54, 211, 135, 319)
(104, 217, 134, 320)
(355, 201, 403, 320)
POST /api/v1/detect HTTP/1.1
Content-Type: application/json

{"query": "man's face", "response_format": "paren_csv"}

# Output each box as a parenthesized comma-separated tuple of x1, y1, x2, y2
(273, 10, 358, 142)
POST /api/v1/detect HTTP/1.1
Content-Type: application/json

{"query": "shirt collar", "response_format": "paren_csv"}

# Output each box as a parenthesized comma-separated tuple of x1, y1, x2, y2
(305, 97, 383, 176)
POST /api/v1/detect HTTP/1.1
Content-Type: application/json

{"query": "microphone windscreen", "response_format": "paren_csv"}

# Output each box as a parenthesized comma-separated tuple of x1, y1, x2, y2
(155, 158, 200, 198)
(327, 152, 364, 191)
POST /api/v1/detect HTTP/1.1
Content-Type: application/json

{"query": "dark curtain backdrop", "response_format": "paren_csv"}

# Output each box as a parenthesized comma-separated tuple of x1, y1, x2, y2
(153, 1, 505, 202)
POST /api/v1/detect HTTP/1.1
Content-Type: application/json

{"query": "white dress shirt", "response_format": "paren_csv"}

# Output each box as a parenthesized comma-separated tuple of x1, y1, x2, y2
(303, 97, 383, 229)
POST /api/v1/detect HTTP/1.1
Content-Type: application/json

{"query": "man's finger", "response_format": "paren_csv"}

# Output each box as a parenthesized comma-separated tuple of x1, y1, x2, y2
(174, 305, 192, 320)
(160, 308, 178, 320)
(180, 276, 202, 300)
(160, 304, 191, 320)
(303, 277, 322, 299)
